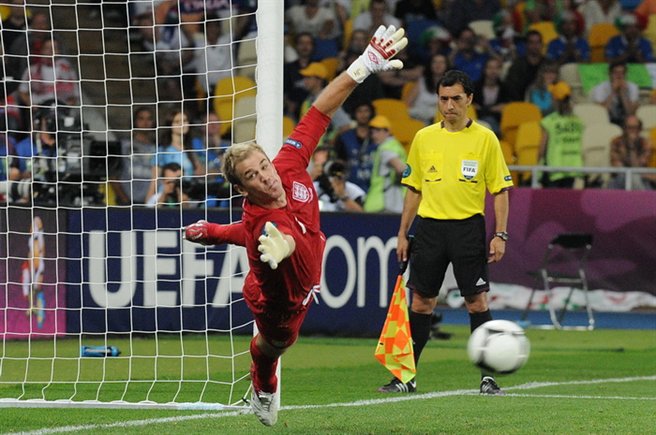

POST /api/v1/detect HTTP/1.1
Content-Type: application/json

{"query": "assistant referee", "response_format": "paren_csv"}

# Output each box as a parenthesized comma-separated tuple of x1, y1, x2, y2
(378, 70, 513, 395)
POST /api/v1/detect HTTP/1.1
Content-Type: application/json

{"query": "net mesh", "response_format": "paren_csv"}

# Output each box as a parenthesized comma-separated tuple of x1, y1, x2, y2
(1, 0, 263, 409)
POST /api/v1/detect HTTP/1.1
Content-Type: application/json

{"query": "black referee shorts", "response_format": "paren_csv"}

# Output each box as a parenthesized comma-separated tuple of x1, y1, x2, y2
(408, 214, 489, 298)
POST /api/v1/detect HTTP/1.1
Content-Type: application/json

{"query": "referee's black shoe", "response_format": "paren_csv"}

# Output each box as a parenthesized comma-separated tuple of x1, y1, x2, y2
(480, 376, 505, 395)
(378, 377, 416, 393)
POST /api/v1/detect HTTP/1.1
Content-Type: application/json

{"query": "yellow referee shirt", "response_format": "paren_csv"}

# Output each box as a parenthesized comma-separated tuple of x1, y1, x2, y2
(402, 120, 513, 220)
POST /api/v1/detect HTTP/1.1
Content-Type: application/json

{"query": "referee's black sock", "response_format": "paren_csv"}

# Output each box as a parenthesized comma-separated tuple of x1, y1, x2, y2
(409, 311, 432, 368)
(469, 310, 494, 379)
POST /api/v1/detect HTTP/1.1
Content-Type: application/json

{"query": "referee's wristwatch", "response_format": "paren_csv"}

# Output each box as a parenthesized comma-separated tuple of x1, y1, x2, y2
(493, 231, 509, 242)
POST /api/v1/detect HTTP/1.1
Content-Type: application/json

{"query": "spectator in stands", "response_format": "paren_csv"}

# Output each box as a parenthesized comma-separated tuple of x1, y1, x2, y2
(473, 57, 510, 136)
(9, 108, 59, 203)
(298, 62, 352, 144)
(146, 162, 190, 207)
(489, 8, 526, 62)
(333, 101, 378, 192)
(340, 31, 387, 114)
(378, 37, 423, 99)
(449, 27, 490, 83)
(605, 13, 655, 63)
(285, 0, 339, 60)
(17, 38, 80, 109)
(608, 115, 654, 190)
(0, 117, 17, 189)
(442, 0, 501, 38)
(406, 53, 448, 125)
(525, 60, 560, 116)
(5, 9, 51, 96)
(284, 32, 315, 120)
(190, 15, 232, 98)
(417, 24, 452, 64)
(546, 10, 590, 64)
(146, 109, 203, 201)
(393, 0, 439, 27)
(192, 111, 229, 176)
(1, 0, 28, 56)
(363, 115, 407, 213)
(110, 106, 157, 205)
(591, 61, 640, 127)
(504, 30, 545, 102)
(353, 0, 402, 35)
(315, 158, 366, 212)
(578, 0, 622, 33)
(538, 82, 584, 188)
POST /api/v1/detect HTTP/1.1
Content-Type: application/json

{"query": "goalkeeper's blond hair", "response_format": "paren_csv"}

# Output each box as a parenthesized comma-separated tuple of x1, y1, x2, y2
(221, 141, 269, 186)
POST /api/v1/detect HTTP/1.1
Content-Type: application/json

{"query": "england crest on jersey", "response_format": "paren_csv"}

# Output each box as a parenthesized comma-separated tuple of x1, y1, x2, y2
(461, 160, 478, 180)
(292, 181, 312, 203)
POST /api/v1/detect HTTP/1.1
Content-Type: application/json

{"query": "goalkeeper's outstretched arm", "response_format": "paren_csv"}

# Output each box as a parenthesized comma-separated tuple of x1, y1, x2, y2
(184, 220, 247, 247)
(313, 24, 407, 117)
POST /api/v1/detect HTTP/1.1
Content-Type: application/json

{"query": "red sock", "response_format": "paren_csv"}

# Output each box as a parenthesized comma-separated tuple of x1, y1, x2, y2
(250, 337, 279, 393)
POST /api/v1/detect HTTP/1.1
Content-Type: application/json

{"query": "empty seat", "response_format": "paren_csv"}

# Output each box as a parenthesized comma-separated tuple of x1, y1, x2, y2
(393, 117, 425, 150)
(573, 103, 610, 126)
(373, 98, 411, 121)
(636, 104, 656, 131)
(500, 102, 542, 148)
(514, 120, 542, 185)
(469, 19, 495, 40)
(587, 22, 619, 62)
(213, 76, 257, 136)
(582, 122, 622, 186)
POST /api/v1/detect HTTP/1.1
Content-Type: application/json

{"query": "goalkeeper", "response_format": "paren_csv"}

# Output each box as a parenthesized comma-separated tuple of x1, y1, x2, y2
(184, 25, 407, 427)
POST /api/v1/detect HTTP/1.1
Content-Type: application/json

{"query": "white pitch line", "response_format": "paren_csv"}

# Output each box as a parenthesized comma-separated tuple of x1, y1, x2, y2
(11, 375, 656, 435)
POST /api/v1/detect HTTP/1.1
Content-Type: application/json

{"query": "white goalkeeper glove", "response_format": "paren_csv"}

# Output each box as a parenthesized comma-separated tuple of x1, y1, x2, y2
(346, 24, 408, 83)
(257, 222, 293, 270)
(184, 220, 212, 245)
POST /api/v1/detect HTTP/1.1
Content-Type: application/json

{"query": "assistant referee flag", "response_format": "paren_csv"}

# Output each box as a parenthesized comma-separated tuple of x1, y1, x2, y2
(375, 270, 416, 383)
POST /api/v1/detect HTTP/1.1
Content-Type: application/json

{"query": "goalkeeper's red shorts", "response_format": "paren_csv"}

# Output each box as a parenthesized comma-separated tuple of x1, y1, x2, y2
(253, 306, 310, 349)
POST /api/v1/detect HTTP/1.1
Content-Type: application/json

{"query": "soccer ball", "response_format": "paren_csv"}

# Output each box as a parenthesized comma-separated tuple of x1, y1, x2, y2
(467, 320, 530, 374)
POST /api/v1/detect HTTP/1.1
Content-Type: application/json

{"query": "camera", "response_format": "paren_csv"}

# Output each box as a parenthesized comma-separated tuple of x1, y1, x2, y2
(317, 160, 348, 203)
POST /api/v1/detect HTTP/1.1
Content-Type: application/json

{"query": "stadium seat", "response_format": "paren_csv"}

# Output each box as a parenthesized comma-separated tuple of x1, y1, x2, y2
(373, 98, 411, 121)
(528, 21, 558, 51)
(521, 233, 595, 330)
(500, 102, 542, 149)
(573, 103, 610, 127)
(587, 22, 619, 63)
(283, 115, 295, 139)
(319, 57, 340, 81)
(213, 76, 257, 136)
(582, 122, 621, 186)
(636, 104, 656, 131)
(645, 15, 656, 49)
(237, 39, 257, 66)
(559, 63, 583, 102)
(232, 95, 257, 143)
(469, 19, 495, 40)
(651, 128, 656, 168)
(499, 139, 515, 165)
(393, 117, 425, 150)
(514, 120, 542, 185)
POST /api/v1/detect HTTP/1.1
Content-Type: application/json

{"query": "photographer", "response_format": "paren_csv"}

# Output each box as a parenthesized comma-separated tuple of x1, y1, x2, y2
(314, 158, 365, 212)
(146, 162, 191, 208)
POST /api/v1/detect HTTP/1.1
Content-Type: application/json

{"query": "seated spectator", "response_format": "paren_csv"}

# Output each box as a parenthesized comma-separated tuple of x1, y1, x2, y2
(284, 32, 315, 120)
(538, 82, 585, 188)
(146, 162, 191, 207)
(285, 0, 339, 59)
(406, 53, 448, 125)
(17, 38, 80, 109)
(110, 106, 157, 205)
(525, 61, 560, 116)
(473, 57, 510, 136)
(449, 27, 490, 83)
(393, 0, 439, 27)
(353, 0, 401, 35)
(146, 110, 203, 201)
(546, 10, 590, 64)
(605, 13, 654, 63)
(591, 61, 639, 127)
(333, 101, 377, 192)
(417, 25, 452, 64)
(608, 115, 654, 190)
(314, 158, 366, 212)
(363, 116, 407, 213)
(578, 0, 622, 34)
(378, 43, 423, 99)
(190, 15, 232, 98)
(442, 0, 501, 38)
(0, 118, 17, 191)
(489, 8, 526, 62)
(504, 30, 545, 102)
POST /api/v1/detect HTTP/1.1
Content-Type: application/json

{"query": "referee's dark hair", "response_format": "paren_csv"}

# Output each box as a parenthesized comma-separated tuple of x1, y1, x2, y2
(436, 70, 474, 96)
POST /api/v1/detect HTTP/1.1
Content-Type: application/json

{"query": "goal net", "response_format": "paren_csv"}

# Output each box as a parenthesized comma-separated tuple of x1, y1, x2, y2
(0, 1, 283, 410)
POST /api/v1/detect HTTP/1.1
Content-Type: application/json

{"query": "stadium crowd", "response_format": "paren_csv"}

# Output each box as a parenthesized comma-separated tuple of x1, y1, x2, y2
(2, 0, 656, 207)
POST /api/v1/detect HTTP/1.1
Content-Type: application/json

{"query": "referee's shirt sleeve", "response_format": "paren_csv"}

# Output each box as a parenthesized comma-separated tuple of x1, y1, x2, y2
(401, 131, 422, 191)
(486, 135, 514, 194)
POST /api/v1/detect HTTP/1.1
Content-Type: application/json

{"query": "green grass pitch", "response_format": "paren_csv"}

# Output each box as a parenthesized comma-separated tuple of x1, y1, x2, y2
(1, 325, 654, 433)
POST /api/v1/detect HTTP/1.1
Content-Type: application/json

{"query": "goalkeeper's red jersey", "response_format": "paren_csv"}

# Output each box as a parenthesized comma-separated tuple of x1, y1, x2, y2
(241, 107, 330, 315)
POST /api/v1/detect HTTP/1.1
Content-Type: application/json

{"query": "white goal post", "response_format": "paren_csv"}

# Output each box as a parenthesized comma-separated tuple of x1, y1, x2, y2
(0, 0, 283, 410)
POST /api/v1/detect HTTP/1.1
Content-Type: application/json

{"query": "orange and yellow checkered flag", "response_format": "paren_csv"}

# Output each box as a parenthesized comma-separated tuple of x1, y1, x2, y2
(375, 273, 416, 383)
